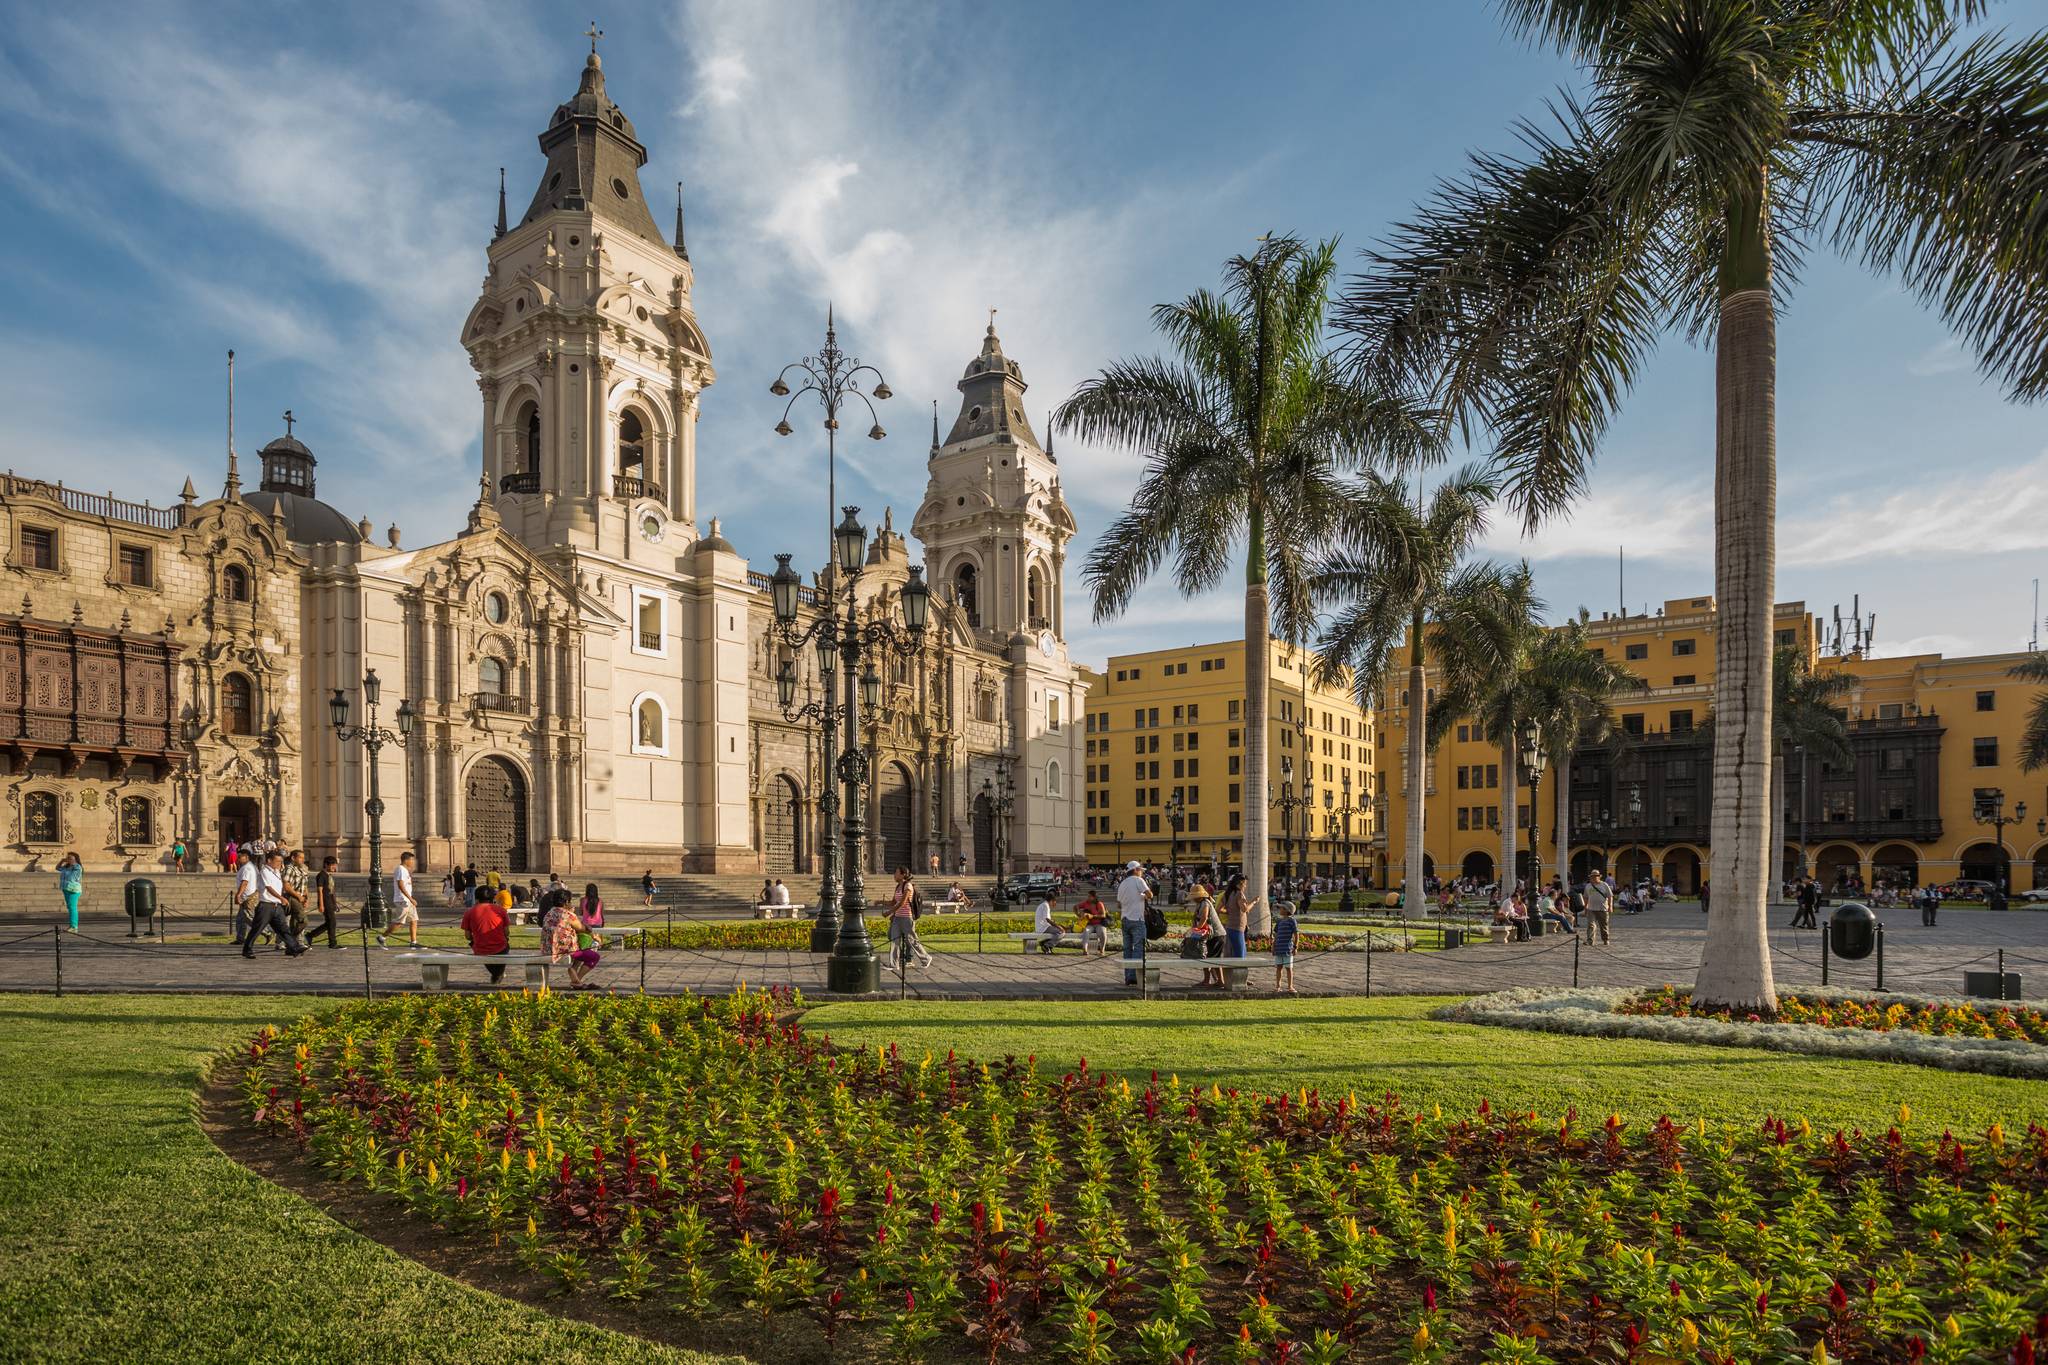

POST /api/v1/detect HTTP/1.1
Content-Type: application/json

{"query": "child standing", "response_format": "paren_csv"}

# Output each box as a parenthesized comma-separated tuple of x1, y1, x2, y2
(1270, 900, 1298, 994)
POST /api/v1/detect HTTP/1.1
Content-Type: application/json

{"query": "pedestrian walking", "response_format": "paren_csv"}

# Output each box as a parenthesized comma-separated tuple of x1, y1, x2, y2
(884, 867, 930, 970)
(1116, 860, 1152, 986)
(56, 853, 83, 933)
(282, 849, 312, 943)
(640, 869, 657, 907)
(304, 856, 342, 948)
(1270, 899, 1298, 994)
(1583, 871, 1613, 945)
(241, 850, 305, 959)
(378, 851, 420, 949)
(170, 839, 187, 873)
(231, 849, 263, 947)
(547, 896, 591, 988)
(1792, 878, 1820, 930)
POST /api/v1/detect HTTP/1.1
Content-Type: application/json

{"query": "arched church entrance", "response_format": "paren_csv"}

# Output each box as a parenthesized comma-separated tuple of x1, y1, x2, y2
(465, 757, 529, 874)
(877, 761, 914, 872)
(764, 774, 801, 873)
(217, 796, 261, 849)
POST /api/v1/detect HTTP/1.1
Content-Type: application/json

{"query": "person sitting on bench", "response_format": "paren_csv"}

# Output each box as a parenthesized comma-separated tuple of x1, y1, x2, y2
(460, 892, 511, 983)
(1032, 891, 1065, 952)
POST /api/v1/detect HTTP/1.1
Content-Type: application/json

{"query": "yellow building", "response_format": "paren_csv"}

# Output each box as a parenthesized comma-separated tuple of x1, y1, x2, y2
(1082, 640, 1377, 874)
(1377, 594, 2048, 895)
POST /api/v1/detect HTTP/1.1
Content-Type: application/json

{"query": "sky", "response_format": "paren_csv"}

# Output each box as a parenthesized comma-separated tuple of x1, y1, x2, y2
(3, 0, 2047, 670)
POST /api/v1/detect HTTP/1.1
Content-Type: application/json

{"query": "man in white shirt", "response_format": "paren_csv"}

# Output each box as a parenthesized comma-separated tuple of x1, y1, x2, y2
(231, 852, 263, 948)
(1032, 894, 1064, 953)
(771, 879, 791, 906)
(1116, 860, 1152, 985)
(240, 850, 305, 959)
(379, 851, 421, 949)
(1583, 871, 1613, 945)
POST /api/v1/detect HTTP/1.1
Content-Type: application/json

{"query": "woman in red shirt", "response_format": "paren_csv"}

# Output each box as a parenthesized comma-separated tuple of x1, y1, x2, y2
(460, 896, 511, 984)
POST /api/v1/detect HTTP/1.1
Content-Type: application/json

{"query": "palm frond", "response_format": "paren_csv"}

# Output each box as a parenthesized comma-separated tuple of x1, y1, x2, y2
(1803, 31, 2048, 400)
(2011, 651, 2048, 771)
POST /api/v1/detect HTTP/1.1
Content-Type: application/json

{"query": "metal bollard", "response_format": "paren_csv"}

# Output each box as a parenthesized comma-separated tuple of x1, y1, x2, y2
(1574, 935, 1581, 987)
(1364, 935, 1372, 998)
(53, 925, 63, 997)
(1875, 923, 1885, 992)
(640, 932, 647, 994)
(1821, 929, 1830, 987)
(1999, 949, 2007, 1000)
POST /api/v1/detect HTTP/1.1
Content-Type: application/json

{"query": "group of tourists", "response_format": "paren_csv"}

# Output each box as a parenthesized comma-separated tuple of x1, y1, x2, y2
(1487, 871, 1619, 945)
(454, 872, 609, 988)
(230, 846, 351, 959)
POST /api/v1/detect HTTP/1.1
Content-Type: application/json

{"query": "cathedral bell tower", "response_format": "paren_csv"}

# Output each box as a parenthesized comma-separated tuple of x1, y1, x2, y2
(911, 317, 1076, 646)
(460, 35, 715, 560)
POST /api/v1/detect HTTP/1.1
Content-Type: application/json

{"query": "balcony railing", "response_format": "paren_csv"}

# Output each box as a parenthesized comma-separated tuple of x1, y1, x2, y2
(499, 471, 541, 495)
(612, 474, 662, 501)
(637, 630, 661, 650)
(3, 473, 185, 529)
(473, 691, 530, 715)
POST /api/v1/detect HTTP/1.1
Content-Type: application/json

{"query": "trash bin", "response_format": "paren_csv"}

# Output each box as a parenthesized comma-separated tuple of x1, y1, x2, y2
(1828, 901, 1877, 961)
(124, 877, 157, 935)
(1442, 927, 1465, 950)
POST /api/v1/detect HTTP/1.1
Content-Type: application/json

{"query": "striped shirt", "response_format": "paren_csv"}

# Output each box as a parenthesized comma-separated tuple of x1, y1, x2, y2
(1271, 916, 1298, 956)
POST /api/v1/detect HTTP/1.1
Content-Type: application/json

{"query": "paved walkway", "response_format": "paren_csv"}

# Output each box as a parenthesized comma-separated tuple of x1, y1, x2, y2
(2, 903, 2043, 1002)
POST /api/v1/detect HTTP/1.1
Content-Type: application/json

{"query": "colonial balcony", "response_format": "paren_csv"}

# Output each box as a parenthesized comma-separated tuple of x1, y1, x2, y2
(499, 471, 541, 495)
(472, 691, 530, 716)
(0, 614, 182, 776)
(612, 474, 662, 501)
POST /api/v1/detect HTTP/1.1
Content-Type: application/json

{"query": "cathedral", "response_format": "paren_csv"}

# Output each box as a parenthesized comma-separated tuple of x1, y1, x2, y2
(0, 48, 1085, 877)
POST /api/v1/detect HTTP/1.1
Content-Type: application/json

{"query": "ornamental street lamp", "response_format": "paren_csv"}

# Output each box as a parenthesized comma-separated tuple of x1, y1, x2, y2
(1518, 718, 1545, 893)
(1974, 788, 2027, 895)
(329, 668, 415, 941)
(769, 508, 928, 992)
(767, 311, 893, 953)
(1336, 769, 1358, 886)
(982, 760, 1016, 906)
(1112, 828, 1124, 868)
(1793, 742, 1811, 886)
(1275, 754, 1308, 898)
(1163, 790, 1185, 903)
(1626, 782, 1645, 887)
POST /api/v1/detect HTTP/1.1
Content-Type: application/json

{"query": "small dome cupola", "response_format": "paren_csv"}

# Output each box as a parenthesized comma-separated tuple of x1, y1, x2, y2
(258, 411, 316, 497)
(943, 310, 1039, 449)
(519, 27, 666, 245)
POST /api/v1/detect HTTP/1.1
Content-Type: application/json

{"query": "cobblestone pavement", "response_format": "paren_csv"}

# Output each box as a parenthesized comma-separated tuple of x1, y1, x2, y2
(2, 903, 2044, 1002)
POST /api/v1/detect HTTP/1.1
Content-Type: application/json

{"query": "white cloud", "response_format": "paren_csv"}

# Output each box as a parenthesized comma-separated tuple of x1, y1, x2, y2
(1907, 337, 1971, 378)
(688, 50, 752, 110)
(1478, 472, 1714, 565)
(1781, 447, 2048, 567)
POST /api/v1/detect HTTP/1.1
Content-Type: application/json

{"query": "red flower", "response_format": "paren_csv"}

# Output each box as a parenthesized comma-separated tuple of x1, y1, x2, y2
(1424, 1283, 1437, 1312)
(1829, 1282, 1849, 1314)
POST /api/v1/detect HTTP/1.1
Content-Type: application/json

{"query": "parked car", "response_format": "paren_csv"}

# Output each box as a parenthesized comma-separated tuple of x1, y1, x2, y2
(998, 873, 1058, 903)
(2018, 887, 2048, 903)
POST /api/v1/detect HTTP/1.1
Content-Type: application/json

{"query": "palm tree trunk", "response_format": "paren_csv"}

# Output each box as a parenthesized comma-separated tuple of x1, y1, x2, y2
(1553, 769, 1570, 892)
(1694, 167, 1779, 1012)
(1768, 745, 1786, 906)
(1404, 605, 1429, 910)
(1243, 507, 1272, 937)
(1499, 732, 1518, 893)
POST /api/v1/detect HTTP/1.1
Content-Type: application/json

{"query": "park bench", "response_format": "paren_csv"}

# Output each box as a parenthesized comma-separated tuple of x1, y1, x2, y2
(397, 950, 550, 991)
(1118, 954, 1277, 997)
(753, 902, 808, 920)
(930, 899, 966, 915)
(1007, 931, 1099, 953)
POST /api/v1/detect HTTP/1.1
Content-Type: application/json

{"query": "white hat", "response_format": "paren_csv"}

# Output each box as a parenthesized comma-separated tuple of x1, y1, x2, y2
(1126, 860, 1142, 871)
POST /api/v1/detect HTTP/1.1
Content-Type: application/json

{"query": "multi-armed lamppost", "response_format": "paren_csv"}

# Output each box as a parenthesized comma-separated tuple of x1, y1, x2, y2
(768, 310, 891, 951)
(1275, 754, 1310, 894)
(1336, 769, 1358, 886)
(982, 759, 1016, 905)
(1518, 718, 1546, 894)
(1974, 789, 2026, 896)
(769, 509, 929, 994)
(327, 668, 415, 932)
(1163, 789, 1185, 903)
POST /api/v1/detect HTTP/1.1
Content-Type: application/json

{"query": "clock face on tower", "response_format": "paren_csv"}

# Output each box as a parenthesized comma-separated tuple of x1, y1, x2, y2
(640, 513, 664, 543)
(1037, 630, 1056, 658)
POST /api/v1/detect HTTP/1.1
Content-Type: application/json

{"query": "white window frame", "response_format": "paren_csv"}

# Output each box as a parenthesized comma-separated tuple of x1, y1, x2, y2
(1047, 692, 1062, 732)
(631, 588, 668, 659)
(629, 691, 671, 756)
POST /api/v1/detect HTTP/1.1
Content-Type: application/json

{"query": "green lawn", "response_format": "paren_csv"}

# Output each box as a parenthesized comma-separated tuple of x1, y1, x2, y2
(808, 994, 2048, 1133)
(0, 994, 735, 1364)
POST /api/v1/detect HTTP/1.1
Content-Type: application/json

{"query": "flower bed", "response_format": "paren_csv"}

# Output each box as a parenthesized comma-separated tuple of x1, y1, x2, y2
(236, 991, 2048, 1362)
(635, 916, 1413, 954)
(1439, 987, 2048, 1080)
(1621, 985, 2048, 1044)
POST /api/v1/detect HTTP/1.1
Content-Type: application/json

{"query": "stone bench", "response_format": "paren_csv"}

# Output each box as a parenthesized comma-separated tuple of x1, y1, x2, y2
(1118, 954, 1278, 996)
(397, 950, 551, 991)
(930, 900, 967, 915)
(1007, 931, 1099, 953)
(753, 903, 808, 920)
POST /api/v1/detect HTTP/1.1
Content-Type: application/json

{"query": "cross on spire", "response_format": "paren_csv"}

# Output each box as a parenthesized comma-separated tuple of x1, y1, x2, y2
(282, 409, 295, 438)
(585, 20, 604, 55)
(987, 306, 998, 334)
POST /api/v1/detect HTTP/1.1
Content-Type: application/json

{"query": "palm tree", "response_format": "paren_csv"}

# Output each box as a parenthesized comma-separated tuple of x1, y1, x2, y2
(2013, 653, 2048, 772)
(1430, 562, 1547, 890)
(1312, 466, 1497, 906)
(1769, 648, 1855, 892)
(1059, 235, 1434, 918)
(1335, 4, 2048, 1009)
(1518, 613, 1647, 883)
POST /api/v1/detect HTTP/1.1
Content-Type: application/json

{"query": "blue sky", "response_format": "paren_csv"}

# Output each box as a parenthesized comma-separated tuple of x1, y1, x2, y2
(4, 1, 2047, 668)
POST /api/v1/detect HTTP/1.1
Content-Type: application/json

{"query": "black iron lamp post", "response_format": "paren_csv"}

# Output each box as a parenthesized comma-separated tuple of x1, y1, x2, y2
(769, 507, 929, 992)
(1626, 783, 1645, 888)
(329, 669, 415, 933)
(1275, 755, 1304, 896)
(768, 311, 892, 953)
(1337, 770, 1357, 885)
(982, 759, 1016, 906)
(1974, 789, 2026, 895)
(1596, 809, 1615, 882)
(1518, 718, 1545, 892)
(1163, 790, 1185, 903)
(1112, 828, 1124, 868)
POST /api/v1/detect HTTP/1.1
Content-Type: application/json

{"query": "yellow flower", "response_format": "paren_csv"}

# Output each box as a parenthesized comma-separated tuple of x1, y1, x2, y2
(1680, 1319, 1699, 1350)
(1943, 1315, 1961, 1338)
(525, 1149, 537, 1173)
(1812, 1343, 1832, 1365)
(499, 1148, 511, 1174)
(536, 1106, 547, 1132)
(1898, 1103, 1911, 1125)
(526, 1215, 538, 1238)
(1413, 1322, 1431, 1350)
(395, 1151, 407, 1172)
(426, 1160, 439, 1184)
(992, 1207, 1005, 1234)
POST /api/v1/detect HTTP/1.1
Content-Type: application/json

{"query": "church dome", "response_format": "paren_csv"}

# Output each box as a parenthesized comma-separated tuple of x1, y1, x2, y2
(245, 422, 363, 545)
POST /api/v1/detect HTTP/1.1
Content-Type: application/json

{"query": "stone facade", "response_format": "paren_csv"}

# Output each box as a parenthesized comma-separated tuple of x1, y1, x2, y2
(3, 49, 1088, 878)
